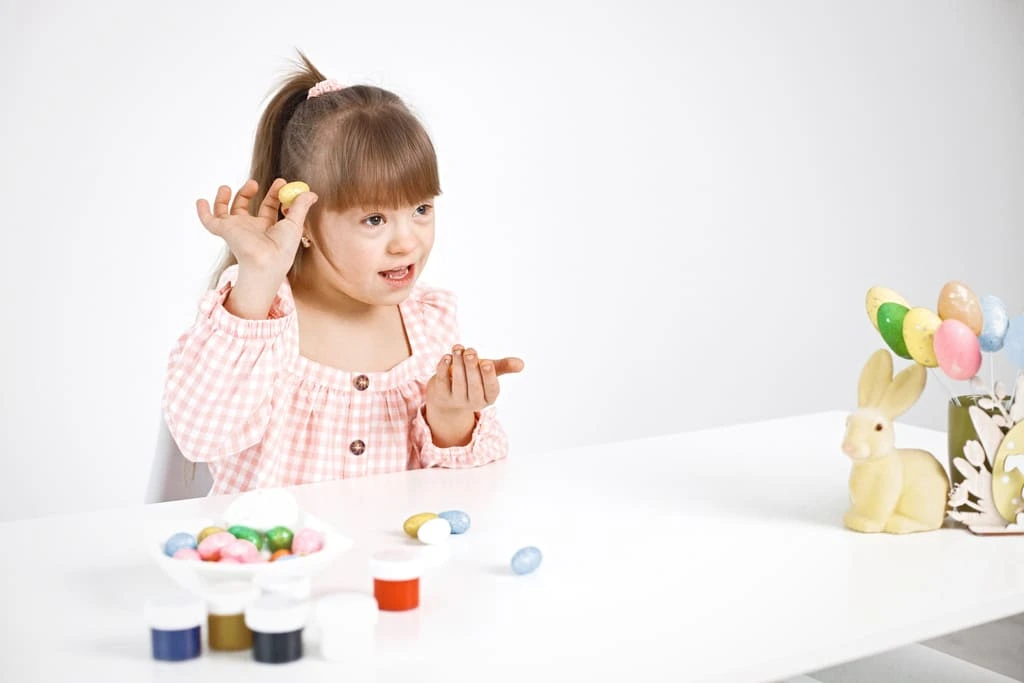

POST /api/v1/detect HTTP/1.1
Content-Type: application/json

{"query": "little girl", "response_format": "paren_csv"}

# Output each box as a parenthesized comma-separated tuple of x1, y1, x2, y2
(162, 53, 524, 495)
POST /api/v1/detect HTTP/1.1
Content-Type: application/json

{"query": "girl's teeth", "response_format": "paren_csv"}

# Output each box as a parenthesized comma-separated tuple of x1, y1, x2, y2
(384, 267, 410, 279)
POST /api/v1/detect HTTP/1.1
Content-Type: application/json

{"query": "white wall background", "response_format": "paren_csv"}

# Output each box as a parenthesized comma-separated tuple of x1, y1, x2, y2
(1, 0, 1021, 521)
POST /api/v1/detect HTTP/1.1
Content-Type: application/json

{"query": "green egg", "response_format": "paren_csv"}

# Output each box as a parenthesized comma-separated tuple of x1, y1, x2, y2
(265, 526, 294, 553)
(877, 302, 912, 360)
(227, 525, 264, 551)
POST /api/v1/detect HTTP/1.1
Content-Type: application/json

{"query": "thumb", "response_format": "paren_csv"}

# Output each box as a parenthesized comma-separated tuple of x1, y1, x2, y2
(492, 357, 525, 376)
(281, 191, 318, 227)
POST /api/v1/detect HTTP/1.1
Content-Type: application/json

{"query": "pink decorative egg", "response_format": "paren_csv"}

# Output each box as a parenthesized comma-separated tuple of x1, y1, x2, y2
(197, 531, 237, 561)
(291, 528, 324, 555)
(172, 548, 202, 561)
(220, 539, 260, 563)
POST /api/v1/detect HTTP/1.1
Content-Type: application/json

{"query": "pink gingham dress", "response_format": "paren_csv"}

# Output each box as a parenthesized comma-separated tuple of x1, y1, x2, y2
(162, 265, 508, 495)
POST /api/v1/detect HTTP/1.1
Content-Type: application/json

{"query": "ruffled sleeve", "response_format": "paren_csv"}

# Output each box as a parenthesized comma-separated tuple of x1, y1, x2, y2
(162, 265, 298, 463)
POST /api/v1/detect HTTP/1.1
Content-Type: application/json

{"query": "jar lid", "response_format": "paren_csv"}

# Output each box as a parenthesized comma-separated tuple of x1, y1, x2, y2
(244, 594, 309, 634)
(205, 581, 261, 616)
(144, 592, 205, 631)
(315, 592, 379, 629)
(255, 573, 312, 601)
(368, 549, 424, 581)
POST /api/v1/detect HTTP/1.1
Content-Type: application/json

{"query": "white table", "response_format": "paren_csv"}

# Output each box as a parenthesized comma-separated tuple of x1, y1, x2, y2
(5, 411, 1024, 683)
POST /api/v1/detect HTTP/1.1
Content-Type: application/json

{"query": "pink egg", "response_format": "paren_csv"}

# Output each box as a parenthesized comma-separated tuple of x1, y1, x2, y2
(172, 548, 202, 561)
(220, 539, 260, 563)
(291, 528, 324, 555)
(934, 319, 983, 380)
(197, 531, 237, 561)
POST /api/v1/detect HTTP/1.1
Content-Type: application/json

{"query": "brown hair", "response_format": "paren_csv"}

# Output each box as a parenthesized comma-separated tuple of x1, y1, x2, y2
(210, 50, 442, 286)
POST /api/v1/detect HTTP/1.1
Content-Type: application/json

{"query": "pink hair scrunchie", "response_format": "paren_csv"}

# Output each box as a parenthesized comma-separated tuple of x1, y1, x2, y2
(307, 78, 344, 99)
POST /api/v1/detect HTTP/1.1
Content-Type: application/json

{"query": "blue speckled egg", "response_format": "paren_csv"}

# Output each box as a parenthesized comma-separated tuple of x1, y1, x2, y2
(510, 546, 542, 575)
(438, 510, 471, 535)
(163, 532, 198, 557)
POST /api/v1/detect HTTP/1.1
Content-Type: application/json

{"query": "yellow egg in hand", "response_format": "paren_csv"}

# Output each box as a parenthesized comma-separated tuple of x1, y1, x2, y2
(278, 181, 311, 210)
(902, 307, 942, 367)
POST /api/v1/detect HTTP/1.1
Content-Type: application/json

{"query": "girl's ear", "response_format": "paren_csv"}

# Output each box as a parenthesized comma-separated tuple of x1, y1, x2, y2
(859, 348, 893, 409)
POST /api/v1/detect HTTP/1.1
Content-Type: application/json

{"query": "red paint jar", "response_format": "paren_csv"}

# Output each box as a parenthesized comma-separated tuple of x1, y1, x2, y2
(369, 549, 425, 611)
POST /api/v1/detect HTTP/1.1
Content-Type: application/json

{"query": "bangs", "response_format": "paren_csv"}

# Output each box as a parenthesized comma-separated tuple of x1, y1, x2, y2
(314, 107, 441, 212)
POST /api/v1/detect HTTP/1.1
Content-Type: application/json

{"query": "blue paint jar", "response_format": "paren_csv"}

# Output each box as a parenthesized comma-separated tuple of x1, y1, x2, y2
(144, 593, 205, 661)
(244, 594, 309, 664)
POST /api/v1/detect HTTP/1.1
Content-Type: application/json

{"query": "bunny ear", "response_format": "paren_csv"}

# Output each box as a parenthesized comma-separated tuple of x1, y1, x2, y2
(878, 362, 927, 419)
(859, 348, 893, 408)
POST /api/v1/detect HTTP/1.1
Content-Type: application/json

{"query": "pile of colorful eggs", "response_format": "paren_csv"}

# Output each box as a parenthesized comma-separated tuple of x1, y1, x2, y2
(163, 524, 325, 564)
(402, 509, 471, 544)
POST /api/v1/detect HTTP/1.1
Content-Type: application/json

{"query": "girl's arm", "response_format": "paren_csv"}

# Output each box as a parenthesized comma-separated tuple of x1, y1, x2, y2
(162, 265, 297, 463)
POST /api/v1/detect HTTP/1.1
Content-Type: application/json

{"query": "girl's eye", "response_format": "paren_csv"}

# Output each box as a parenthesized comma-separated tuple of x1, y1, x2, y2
(363, 215, 384, 227)
(416, 204, 433, 216)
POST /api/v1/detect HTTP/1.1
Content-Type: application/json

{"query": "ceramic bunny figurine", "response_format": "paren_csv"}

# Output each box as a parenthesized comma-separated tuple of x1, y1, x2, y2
(840, 348, 950, 534)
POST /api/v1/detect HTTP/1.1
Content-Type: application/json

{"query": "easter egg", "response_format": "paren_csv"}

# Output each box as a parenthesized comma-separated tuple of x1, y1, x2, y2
(938, 280, 983, 335)
(980, 295, 1010, 353)
(438, 510, 471, 534)
(278, 181, 311, 210)
(291, 528, 324, 555)
(197, 526, 224, 543)
(877, 302, 912, 360)
(934, 319, 983, 380)
(902, 307, 942, 367)
(265, 526, 294, 553)
(403, 513, 437, 538)
(163, 532, 197, 558)
(270, 549, 293, 562)
(172, 548, 202, 561)
(227, 525, 265, 551)
(197, 531, 236, 561)
(990, 421, 1024, 523)
(220, 539, 260, 563)
(511, 546, 542, 575)
(417, 517, 451, 545)
(866, 286, 909, 331)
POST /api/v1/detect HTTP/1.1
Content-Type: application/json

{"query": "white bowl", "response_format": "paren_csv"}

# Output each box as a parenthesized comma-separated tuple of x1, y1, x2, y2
(146, 510, 354, 596)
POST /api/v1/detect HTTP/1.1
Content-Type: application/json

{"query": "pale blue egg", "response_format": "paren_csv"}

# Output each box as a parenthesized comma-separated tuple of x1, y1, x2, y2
(980, 295, 1009, 352)
(1004, 315, 1024, 369)
(163, 532, 198, 557)
(511, 546, 542, 575)
(438, 510, 471, 534)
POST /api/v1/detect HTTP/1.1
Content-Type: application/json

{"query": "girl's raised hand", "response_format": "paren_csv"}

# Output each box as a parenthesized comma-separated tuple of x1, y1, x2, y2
(425, 345, 525, 416)
(196, 178, 318, 281)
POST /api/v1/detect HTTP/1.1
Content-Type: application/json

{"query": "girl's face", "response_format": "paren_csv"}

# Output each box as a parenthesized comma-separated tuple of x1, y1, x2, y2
(304, 199, 436, 306)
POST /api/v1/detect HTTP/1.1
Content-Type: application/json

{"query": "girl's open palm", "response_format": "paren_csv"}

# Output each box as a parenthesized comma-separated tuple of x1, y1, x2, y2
(196, 178, 318, 279)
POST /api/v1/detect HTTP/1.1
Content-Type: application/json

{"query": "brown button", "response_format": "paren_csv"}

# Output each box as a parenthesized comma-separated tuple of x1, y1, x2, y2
(349, 439, 366, 456)
(353, 374, 369, 391)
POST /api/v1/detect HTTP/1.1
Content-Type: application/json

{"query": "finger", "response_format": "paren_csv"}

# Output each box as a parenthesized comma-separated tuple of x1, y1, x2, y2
(230, 179, 259, 216)
(480, 360, 500, 404)
(450, 346, 467, 400)
(282, 190, 319, 228)
(212, 185, 232, 218)
(196, 199, 221, 235)
(435, 354, 453, 392)
(492, 357, 525, 377)
(464, 348, 484, 406)
(258, 178, 288, 220)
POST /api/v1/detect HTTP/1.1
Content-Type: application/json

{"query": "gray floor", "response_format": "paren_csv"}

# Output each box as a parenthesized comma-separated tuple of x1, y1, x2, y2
(778, 614, 1024, 682)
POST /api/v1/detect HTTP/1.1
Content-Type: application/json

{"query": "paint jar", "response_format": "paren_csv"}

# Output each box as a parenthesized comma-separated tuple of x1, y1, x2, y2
(205, 581, 260, 651)
(369, 549, 425, 611)
(244, 594, 309, 664)
(314, 592, 379, 662)
(255, 573, 312, 601)
(144, 592, 205, 661)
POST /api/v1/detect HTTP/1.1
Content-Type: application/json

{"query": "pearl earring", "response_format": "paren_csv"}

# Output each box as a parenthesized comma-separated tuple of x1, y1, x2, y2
(301, 235, 312, 248)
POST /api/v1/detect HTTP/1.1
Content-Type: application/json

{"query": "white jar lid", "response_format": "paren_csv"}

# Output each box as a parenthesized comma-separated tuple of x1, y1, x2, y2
(144, 592, 206, 631)
(255, 573, 312, 601)
(244, 594, 309, 634)
(315, 592, 379, 629)
(205, 581, 261, 616)
(368, 549, 424, 581)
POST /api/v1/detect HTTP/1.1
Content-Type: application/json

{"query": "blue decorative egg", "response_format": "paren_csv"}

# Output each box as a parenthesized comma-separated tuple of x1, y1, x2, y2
(510, 546, 542, 575)
(438, 510, 471, 535)
(163, 532, 198, 558)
